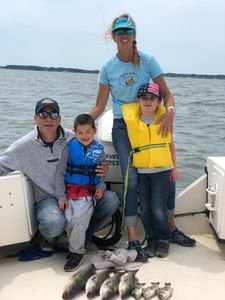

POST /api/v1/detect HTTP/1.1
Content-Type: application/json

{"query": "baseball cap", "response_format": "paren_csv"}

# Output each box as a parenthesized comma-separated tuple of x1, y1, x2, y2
(35, 98, 60, 114)
(112, 17, 135, 32)
(137, 83, 161, 100)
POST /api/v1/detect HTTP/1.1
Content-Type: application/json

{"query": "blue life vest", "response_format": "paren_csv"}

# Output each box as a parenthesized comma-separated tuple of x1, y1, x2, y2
(65, 138, 104, 186)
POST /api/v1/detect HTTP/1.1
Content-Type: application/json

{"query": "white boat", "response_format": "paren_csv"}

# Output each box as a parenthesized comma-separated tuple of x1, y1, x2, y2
(0, 109, 225, 300)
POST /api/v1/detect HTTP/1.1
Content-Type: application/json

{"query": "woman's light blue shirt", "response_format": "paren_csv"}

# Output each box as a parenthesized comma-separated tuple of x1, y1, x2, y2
(98, 51, 163, 118)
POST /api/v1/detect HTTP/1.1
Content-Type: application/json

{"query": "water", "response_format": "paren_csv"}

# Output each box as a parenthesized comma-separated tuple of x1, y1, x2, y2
(0, 69, 224, 193)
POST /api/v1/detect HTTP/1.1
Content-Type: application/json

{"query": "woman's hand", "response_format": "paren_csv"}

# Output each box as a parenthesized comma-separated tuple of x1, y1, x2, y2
(153, 75, 175, 137)
(155, 109, 174, 137)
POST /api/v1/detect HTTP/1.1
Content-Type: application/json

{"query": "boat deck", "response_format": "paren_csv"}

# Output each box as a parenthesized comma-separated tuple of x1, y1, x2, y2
(1, 216, 225, 300)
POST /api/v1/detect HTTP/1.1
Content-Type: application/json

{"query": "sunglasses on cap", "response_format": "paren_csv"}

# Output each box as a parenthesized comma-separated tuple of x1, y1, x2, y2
(113, 28, 135, 36)
(37, 111, 59, 120)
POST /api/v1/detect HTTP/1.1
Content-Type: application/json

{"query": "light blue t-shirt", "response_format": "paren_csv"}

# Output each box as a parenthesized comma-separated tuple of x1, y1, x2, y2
(98, 51, 163, 118)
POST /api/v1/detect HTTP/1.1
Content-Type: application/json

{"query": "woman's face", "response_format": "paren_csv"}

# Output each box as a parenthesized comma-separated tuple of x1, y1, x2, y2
(112, 28, 136, 49)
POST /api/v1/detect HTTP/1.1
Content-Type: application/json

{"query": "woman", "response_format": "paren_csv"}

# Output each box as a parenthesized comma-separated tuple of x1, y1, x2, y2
(89, 13, 175, 262)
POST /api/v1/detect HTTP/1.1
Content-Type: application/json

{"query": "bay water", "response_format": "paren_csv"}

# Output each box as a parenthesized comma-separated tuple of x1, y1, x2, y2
(0, 69, 224, 193)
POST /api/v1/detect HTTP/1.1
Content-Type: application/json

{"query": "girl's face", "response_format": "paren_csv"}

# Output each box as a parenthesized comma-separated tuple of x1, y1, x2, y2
(139, 93, 160, 116)
(75, 124, 96, 146)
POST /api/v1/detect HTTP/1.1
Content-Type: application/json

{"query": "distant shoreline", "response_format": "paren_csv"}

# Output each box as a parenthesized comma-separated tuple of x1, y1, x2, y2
(0, 65, 224, 79)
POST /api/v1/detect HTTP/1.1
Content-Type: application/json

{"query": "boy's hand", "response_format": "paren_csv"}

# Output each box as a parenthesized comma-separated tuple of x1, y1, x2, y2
(95, 188, 103, 200)
(58, 199, 68, 211)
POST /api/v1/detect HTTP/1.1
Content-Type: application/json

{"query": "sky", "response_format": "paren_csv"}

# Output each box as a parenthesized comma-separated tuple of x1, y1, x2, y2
(0, 0, 225, 75)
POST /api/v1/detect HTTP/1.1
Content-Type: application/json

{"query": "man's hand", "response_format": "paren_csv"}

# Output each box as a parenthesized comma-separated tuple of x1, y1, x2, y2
(58, 199, 68, 211)
(155, 110, 174, 137)
(95, 162, 108, 177)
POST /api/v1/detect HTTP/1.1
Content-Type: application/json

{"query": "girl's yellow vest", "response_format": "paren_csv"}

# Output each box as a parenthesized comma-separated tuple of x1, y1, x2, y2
(122, 103, 173, 168)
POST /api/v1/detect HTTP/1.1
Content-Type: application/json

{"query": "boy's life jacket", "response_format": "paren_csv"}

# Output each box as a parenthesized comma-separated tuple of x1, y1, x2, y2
(65, 137, 104, 186)
(122, 103, 173, 168)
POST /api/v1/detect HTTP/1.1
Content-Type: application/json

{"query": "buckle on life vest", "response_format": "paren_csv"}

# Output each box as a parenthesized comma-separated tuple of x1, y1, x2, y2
(132, 147, 140, 153)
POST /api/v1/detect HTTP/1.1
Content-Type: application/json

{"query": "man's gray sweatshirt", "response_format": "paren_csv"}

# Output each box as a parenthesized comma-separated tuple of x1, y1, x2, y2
(0, 126, 74, 202)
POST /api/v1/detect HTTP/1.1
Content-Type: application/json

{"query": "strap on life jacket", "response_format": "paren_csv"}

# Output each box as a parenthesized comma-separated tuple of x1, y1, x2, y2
(66, 163, 98, 186)
(132, 142, 168, 153)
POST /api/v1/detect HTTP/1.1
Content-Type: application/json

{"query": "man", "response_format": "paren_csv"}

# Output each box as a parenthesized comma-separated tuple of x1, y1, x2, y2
(0, 98, 119, 256)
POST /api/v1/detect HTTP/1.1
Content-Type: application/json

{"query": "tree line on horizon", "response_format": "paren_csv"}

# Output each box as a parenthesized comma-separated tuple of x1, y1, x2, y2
(0, 64, 224, 79)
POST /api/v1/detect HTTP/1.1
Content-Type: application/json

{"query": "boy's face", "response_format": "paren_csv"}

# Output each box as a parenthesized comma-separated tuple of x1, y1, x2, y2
(139, 93, 160, 116)
(75, 124, 96, 146)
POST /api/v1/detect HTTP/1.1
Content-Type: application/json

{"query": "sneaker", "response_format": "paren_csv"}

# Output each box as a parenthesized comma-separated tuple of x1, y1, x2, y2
(65, 252, 72, 261)
(155, 239, 170, 258)
(144, 239, 158, 258)
(40, 239, 55, 252)
(85, 242, 99, 254)
(170, 228, 196, 247)
(128, 240, 148, 262)
(64, 252, 83, 272)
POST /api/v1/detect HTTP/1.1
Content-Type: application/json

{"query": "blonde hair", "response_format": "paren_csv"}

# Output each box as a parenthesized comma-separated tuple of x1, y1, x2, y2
(105, 13, 140, 67)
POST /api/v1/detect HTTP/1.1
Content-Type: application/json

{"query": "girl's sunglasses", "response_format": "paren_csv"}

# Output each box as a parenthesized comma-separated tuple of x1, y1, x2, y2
(37, 111, 59, 120)
(113, 28, 135, 36)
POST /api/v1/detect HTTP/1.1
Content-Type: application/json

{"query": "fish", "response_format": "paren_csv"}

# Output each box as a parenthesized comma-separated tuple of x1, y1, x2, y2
(118, 270, 139, 298)
(142, 282, 160, 299)
(99, 271, 124, 300)
(132, 285, 143, 299)
(85, 269, 112, 298)
(156, 282, 173, 300)
(62, 263, 96, 299)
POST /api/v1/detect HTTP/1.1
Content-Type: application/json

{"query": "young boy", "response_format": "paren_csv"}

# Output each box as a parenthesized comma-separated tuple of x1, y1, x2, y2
(122, 83, 176, 258)
(56, 114, 106, 271)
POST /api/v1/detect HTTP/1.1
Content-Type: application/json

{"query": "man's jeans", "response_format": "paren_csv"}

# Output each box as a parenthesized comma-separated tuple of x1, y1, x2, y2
(138, 170, 171, 241)
(36, 191, 119, 244)
(36, 198, 66, 243)
(112, 119, 138, 226)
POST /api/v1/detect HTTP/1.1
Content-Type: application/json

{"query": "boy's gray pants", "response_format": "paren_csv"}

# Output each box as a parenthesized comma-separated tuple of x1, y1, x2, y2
(65, 196, 95, 254)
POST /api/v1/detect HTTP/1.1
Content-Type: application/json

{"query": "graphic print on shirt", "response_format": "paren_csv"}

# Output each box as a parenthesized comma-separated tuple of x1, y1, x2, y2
(119, 72, 138, 86)
(86, 142, 104, 164)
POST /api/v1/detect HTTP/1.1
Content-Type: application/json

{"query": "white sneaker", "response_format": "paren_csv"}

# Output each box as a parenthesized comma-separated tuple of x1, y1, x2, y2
(40, 239, 55, 252)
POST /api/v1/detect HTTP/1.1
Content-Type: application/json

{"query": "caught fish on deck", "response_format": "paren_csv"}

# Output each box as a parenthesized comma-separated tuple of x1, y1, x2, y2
(132, 285, 144, 299)
(118, 270, 139, 298)
(142, 282, 160, 299)
(156, 282, 173, 300)
(99, 271, 124, 300)
(62, 263, 96, 299)
(85, 269, 112, 298)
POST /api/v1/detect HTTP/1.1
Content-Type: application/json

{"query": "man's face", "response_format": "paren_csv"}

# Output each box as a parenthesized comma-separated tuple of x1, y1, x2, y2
(34, 105, 61, 137)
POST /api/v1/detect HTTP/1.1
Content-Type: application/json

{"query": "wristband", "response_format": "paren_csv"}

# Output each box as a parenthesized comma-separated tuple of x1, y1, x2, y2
(167, 106, 176, 113)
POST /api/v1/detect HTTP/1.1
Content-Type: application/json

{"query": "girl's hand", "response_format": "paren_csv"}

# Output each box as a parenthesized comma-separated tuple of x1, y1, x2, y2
(170, 167, 178, 182)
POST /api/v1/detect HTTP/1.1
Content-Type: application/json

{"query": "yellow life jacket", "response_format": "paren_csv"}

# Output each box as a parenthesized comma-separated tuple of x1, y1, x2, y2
(122, 103, 173, 168)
